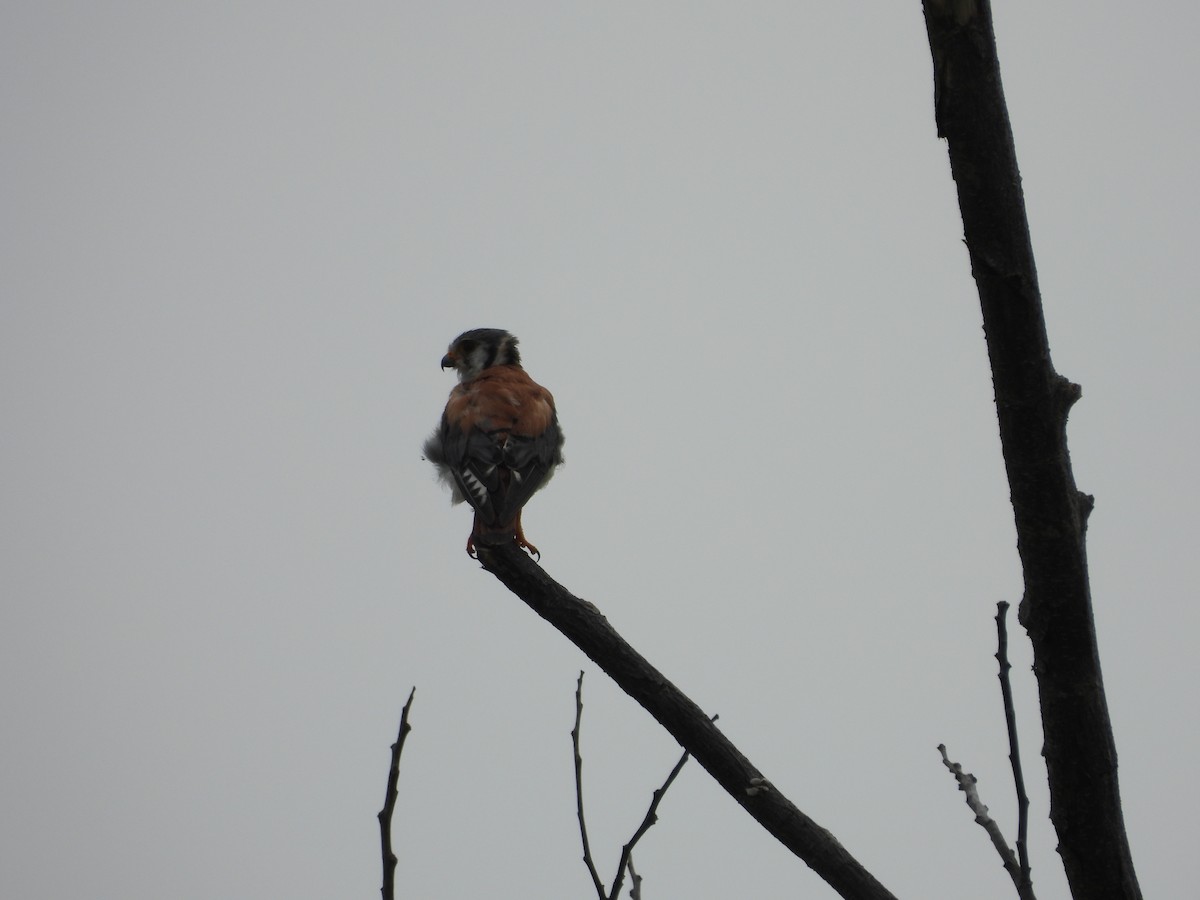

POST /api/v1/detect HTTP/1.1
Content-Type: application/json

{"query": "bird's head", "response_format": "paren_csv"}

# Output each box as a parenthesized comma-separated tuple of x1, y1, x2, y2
(440, 328, 522, 382)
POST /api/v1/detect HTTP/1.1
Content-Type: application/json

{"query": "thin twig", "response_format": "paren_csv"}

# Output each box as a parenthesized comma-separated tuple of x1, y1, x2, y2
(626, 855, 642, 900)
(938, 744, 1036, 900)
(996, 601, 1033, 893)
(378, 687, 416, 900)
(572, 671, 698, 900)
(573, 672, 608, 900)
(608, 740, 693, 900)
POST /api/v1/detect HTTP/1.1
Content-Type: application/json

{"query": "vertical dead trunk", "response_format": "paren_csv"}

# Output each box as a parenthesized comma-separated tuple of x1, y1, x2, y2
(921, 3, 1142, 898)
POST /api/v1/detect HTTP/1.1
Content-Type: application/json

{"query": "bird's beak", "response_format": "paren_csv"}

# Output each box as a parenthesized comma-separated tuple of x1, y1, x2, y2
(440, 353, 455, 370)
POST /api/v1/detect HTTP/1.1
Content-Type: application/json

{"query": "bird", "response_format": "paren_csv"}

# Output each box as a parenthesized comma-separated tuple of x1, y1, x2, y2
(424, 328, 564, 559)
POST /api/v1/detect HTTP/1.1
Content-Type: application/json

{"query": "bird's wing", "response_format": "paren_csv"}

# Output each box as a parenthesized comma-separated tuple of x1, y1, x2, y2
(431, 367, 564, 528)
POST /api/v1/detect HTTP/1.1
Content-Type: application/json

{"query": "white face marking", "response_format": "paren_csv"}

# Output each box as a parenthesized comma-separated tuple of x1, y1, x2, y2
(456, 334, 513, 382)
(458, 343, 491, 381)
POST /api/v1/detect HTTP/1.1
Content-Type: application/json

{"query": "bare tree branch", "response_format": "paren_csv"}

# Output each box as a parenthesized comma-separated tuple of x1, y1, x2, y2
(626, 856, 642, 900)
(938, 743, 1033, 900)
(995, 602, 1031, 892)
(921, 3, 1141, 897)
(608, 728, 694, 900)
(571, 670, 694, 900)
(938, 602, 1037, 900)
(378, 687, 416, 900)
(476, 541, 899, 900)
(572, 672, 608, 900)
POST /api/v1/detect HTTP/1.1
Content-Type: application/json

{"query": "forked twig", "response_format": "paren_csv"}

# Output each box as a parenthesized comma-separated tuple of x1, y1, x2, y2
(609, 739, 693, 900)
(996, 601, 1032, 892)
(378, 687, 416, 900)
(572, 671, 696, 900)
(937, 602, 1037, 900)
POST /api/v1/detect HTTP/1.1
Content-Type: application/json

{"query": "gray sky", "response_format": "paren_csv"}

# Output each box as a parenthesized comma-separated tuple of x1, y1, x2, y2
(2, 4, 1197, 899)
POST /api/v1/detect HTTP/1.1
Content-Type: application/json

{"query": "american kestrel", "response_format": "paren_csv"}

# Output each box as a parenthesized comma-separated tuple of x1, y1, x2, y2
(424, 328, 564, 558)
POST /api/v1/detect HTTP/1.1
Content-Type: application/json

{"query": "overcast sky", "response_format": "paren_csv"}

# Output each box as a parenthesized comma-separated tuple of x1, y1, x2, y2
(2, 3, 1197, 899)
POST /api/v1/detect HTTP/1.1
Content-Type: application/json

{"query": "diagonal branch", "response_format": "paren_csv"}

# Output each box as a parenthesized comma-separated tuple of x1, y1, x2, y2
(476, 542, 899, 900)
(378, 687, 416, 900)
(921, 2, 1141, 897)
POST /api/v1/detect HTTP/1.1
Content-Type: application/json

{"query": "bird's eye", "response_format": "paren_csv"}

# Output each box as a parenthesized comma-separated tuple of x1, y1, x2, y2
(458, 340, 477, 353)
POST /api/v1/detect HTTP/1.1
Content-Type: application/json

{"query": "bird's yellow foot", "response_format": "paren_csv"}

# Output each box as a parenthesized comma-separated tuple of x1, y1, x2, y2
(514, 516, 540, 560)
